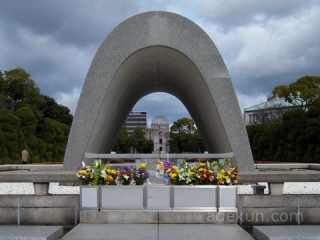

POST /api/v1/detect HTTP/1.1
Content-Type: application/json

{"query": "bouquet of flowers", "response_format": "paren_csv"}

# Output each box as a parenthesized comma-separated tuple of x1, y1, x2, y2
(76, 160, 106, 185)
(115, 163, 149, 185)
(132, 163, 149, 185)
(216, 157, 240, 185)
(76, 162, 94, 185)
(166, 160, 218, 185)
(101, 166, 118, 185)
(165, 157, 239, 186)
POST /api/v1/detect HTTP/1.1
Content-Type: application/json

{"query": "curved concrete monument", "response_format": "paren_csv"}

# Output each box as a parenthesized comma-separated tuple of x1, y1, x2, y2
(63, 11, 254, 171)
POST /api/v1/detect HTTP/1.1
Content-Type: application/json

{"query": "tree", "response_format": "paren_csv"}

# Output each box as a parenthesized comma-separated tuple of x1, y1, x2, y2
(37, 95, 73, 127)
(169, 117, 205, 153)
(128, 127, 154, 153)
(273, 76, 320, 110)
(2, 68, 40, 111)
(170, 117, 196, 134)
(112, 127, 130, 153)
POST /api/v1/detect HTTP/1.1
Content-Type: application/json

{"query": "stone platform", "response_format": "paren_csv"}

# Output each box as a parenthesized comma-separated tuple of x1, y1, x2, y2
(80, 210, 238, 224)
(61, 224, 254, 240)
(0, 226, 63, 240)
(253, 225, 320, 240)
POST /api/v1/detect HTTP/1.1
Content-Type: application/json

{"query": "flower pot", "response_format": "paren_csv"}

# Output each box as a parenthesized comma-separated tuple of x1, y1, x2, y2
(172, 185, 217, 211)
(146, 185, 172, 210)
(100, 185, 145, 210)
(80, 185, 100, 210)
(218, 185, 237, 212)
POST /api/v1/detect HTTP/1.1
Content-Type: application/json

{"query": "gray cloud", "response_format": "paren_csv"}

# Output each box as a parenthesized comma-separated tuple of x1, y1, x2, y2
(0, 0, 319, 125)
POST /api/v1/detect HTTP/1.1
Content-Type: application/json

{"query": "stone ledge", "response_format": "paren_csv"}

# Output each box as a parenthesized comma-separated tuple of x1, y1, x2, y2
(0, 226, 63, 240)
(80, 210, 237, 224)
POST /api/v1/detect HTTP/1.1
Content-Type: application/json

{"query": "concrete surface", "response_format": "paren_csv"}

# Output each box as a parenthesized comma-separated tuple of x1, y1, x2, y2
(253, 225, 320, 240)
(61, 224, 254, 240)
(0, 226, 63, 240)
(63, 11, 254, 172)
(80, 210, 237, 224)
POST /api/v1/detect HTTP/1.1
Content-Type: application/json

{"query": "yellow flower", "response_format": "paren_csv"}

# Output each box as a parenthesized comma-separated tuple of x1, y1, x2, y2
(172, 166, 179, 171)
(189, 172, 195, 175)
(76, 173, 80, 177)
(208, 170, 213, 174)
(200, 163, 205, 166)
(199, 168, 205, 172)
(107, 175, 113, 181)
(106, 169, 111, 173)
(140, 163, 146, 168)
(166, 169, 171, 173)
(227, 170, 232, 175)
(170, 173, 178, 179)
(111, 170, 117, 174)
(221, 169, 226, 174)
(81, 170, 87, 174)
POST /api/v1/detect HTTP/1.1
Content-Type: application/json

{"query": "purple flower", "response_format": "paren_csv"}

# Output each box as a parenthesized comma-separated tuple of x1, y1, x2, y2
(164, 160, 173, 170)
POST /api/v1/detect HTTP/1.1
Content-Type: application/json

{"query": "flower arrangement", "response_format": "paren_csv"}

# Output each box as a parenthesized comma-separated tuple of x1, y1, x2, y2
(76, 160, 107, 185)
(115, 163, 149, 185)
(76, 160, 149, 186)
(216, 158, 240, 185)
(165, 157, 239, 186)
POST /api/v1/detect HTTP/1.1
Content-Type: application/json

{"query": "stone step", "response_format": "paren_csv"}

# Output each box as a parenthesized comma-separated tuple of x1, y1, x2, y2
(80, 210, 238, 224)
(0, 226, 63, 240)
(253, 225, 320, 240)
(60, 223, 254, 240)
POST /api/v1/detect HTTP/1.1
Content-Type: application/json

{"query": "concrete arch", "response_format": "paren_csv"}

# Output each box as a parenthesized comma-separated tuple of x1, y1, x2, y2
(63, 11, 254, 171)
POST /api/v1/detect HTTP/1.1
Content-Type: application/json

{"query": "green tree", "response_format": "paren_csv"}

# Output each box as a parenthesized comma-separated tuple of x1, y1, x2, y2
(169, 117, 205, 153)
(128, 127, 154, 153)
(37, 95, 73, 127)
(2, 68, 40, 111)
(273, 76, 320, 110)
(112, 127, 130, 153)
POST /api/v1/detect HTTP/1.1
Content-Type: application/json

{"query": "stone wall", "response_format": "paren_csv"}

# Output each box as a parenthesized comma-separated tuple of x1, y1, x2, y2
(0, 195, 79, 226)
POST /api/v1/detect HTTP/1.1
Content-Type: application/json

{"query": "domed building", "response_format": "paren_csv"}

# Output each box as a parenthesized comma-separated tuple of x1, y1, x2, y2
(145, 115, 170, 153)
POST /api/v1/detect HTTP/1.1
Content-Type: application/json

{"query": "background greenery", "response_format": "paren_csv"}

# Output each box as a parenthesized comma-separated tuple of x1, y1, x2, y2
(247, 98, 320, 163)
(0, 68, 72, 164)
(1, 68, 319, 164)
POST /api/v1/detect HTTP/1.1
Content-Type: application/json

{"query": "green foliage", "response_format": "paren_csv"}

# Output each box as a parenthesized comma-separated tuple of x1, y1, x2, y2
(1, 68, 40, 111)
(247, 105, 320, 163)
(37, 95, 73, 127)
(112, 127, 130, 153)
(169, 118, 205, 153)
(128, 127, 154, 153)
(0, 67, 72, 165)
(112, 127, 154, 153)
(273, 76, 320, 109)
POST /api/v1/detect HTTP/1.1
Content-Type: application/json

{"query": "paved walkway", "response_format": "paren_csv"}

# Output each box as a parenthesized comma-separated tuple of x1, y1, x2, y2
(60, 224, 254, 240)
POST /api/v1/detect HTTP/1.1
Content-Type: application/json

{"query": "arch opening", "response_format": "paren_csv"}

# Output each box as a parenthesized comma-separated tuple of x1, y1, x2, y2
(86, 46, 230, 156)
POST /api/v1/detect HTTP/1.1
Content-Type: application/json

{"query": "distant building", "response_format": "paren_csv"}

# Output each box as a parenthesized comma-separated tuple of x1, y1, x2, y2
(145, 116, 170, 153)
(244, 94, 297, 126)
(124, 111, 147, 133)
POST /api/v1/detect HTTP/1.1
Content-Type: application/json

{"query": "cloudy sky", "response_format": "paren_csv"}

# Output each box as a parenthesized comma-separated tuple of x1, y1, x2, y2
(1, 0, 319, 126)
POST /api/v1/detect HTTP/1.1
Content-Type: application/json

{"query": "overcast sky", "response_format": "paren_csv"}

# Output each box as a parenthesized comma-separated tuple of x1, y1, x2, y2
(1, 0, 319, 126)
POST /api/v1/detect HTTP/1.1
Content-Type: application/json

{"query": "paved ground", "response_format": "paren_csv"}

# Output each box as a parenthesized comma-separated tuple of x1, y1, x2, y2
(60, 224, 254, 240)
(253, 225, 320, 240)
(0, 226, 63, 240)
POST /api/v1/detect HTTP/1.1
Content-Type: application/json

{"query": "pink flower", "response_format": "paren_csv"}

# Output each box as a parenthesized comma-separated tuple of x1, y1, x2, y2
(233, 180, 238, 184)
(219, 180, 225, 184)
(231, 174, 236, 178)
